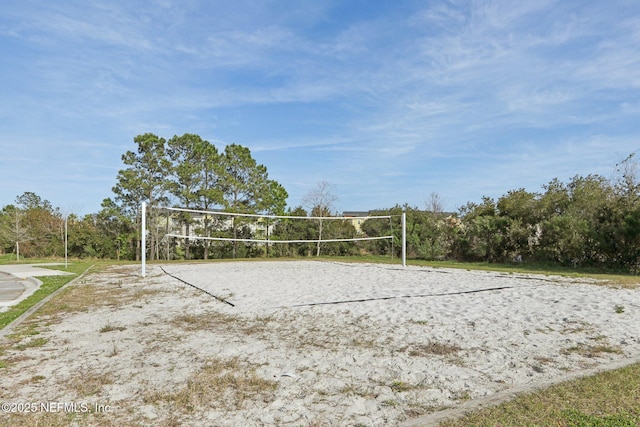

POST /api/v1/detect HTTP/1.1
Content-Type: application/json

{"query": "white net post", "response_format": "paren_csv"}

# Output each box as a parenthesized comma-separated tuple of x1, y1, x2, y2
(402, 211, 406, 267)
(141, 202, 146, 278)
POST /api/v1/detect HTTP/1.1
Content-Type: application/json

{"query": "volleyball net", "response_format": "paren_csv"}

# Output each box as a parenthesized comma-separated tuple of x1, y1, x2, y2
(140, 203, 406, 276)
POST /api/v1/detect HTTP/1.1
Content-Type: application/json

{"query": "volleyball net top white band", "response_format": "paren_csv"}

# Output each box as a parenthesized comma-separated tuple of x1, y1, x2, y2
(164, 234, 394, 243)
(158, 206, 394, 221)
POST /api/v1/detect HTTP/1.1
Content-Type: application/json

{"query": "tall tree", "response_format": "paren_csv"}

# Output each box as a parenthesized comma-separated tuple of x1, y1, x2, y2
(13, 192, 63, 257)
(0, 205, 29, 259)
(497, 188, 540, 259)
(458, 197, 509, 262)
(112, 133, 171, 261)
(196, 140, 224, 260)
(167, 133, 207, 260)
(96, 198, 136, 260)
(218, 143, 287, 257)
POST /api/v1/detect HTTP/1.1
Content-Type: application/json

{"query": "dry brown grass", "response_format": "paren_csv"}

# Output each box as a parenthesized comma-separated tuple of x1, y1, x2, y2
(561, 343, 623, 359)
(144, 357, 277, 412)
(0, 366, 121, 427)
(169, 311, 273, 336)
(399, 341, 463, 359)
(0, 410, 127, 427)
(32, 270, 160, 324)
(560, 319, 595, 335)
(598, 275, 640, 289)
(0, 413, 80, 427)
(68, 370, 115, 397)
(99, 323, 126, 333)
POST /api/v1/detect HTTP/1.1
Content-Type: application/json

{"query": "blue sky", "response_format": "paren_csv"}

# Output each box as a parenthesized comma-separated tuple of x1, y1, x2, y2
(1, 0, 639, 216)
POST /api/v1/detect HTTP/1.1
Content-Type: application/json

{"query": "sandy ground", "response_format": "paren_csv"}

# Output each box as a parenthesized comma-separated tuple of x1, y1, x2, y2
(1, 261, 639, 426)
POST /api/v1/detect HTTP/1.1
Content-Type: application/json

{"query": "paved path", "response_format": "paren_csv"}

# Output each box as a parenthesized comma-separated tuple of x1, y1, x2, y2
(0, 272, 25, 302)
(0, 264, 73, 311)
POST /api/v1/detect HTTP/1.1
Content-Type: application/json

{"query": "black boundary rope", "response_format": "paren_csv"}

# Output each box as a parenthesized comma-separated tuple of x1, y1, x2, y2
(282, 285, 516, 308)
(160, 266, 235, 307)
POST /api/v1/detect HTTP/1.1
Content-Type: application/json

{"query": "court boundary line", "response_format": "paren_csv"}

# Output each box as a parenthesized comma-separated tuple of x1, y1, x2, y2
(159, 266, 235, 307)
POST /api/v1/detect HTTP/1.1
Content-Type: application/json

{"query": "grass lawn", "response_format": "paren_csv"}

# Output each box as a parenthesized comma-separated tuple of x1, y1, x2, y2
(439, 362, 640, 426)
(0, 260, 95, 331)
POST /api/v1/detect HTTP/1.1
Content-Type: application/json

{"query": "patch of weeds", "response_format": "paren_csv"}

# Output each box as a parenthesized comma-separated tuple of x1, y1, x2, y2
(410, 319, 429, 326)
(171, 312, 272, 336)
(242, 315, 274, 335)
(99, 323, 126, 333)
(2, 352, 31, 366)
(34, 276, 162, 325)
(107, 340, 119, 357)
(0, 360, 6, 369)
(615, 305, 625, 314)
(390, 380, 413, 392)
(562, 343, 623, 358)
(13, 324, 41, 337)
(144, 357, 277, 411)
(15, 337, 48, 350)
(5, 324, 43, 346)
(351, 337, 375, 348)
(69, 371, 114, 397)
(339, 384, 358, 395)
(382, 399, 399, 407)
(534, 356, 554, 365)
(454, 390, 472, 401)
(405, 403, 448, 418)
(588, 334, 609, 343)
(339, 384, 376, 399)
(0, 411, 85, 427)
(171, 312, 237, 331)
(402, 341, 463, 357)
(561, 319, 594, 334)
(132, 288, 162, 301)
(20, 374, 47, 385)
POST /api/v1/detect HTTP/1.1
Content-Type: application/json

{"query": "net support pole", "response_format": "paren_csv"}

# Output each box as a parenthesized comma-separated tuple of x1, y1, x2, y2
(402, 211, 407, 267)
(141, 202, 146, 278)
(64, 215, 68, 269)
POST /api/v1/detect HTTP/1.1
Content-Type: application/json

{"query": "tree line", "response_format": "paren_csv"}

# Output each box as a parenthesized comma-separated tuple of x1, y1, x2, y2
(361, 167, 640, 271)
(1, 133, 639, 272)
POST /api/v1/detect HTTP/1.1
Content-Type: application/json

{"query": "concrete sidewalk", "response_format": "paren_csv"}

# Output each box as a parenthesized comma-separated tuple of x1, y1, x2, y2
(0, 271, 25, 300)
(0, 264, 73, 311)
(0, 263, 74, 278)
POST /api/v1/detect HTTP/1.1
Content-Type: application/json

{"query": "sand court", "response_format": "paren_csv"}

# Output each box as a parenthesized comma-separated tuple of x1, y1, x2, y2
(162, 261, 556, 312)
(1, 261, 639, 426)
